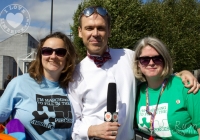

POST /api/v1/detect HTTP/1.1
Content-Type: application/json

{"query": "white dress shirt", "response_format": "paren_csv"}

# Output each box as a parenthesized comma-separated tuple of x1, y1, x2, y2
(68, 48, 136, 140)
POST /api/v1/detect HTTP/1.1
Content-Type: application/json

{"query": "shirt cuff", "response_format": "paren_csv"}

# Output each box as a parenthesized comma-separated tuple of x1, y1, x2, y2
(77, 123, 91, 140)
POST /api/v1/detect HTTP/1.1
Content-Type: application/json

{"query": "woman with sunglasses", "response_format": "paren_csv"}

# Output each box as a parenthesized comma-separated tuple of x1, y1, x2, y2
(0, 32, 77, 139)
(133, 37, 200, 140)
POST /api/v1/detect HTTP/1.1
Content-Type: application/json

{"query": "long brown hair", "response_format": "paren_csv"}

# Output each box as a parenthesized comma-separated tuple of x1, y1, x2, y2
(28, 32, 78, 88)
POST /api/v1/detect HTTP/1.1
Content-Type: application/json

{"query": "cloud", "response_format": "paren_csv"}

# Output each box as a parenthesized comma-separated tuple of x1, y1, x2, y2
(19, 0, 81, 32)
(0, 0, 81, 41)
(0, 28, 10, 41)
(27, 25, 49, 41)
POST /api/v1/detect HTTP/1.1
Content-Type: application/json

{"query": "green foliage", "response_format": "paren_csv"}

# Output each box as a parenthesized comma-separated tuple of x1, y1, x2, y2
(71, 0, 200, 71)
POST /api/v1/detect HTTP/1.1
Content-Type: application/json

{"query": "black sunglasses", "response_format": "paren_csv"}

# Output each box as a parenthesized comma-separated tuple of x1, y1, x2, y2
(137, 55, 163, 66)
(81, 6, 108, 17)
(41, 47, 67, 57)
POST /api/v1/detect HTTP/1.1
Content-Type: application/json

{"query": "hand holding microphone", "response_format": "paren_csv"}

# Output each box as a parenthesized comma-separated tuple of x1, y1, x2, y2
(104, 83, 118, 122)
(88, 83, 120, 139)
(104, 83, 120, 138)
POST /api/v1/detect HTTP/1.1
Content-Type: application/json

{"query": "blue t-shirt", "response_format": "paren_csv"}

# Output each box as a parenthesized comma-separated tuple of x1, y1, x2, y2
(0, 73, 74, 140)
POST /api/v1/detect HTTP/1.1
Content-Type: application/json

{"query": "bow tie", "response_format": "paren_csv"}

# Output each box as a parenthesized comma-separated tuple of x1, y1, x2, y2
(87, 52, 111, 67)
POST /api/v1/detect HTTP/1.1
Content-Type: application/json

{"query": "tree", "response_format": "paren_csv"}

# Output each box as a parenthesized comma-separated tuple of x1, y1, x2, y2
(71, 0, 200, 71)
(158, 0, 200, 71)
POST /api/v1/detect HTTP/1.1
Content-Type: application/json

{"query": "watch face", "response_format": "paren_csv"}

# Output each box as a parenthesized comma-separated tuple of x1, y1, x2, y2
(104, 112, 112, 122)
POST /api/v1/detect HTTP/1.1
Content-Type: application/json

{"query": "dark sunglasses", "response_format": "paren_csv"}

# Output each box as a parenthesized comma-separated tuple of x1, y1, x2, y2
(137, 55, 163, 66)
(41, 47, 67, 57)
(81, 6, 108, 17)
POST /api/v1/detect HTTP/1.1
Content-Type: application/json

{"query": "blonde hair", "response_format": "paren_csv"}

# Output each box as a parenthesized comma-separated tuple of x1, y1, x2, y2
(133, 37, 173, 82)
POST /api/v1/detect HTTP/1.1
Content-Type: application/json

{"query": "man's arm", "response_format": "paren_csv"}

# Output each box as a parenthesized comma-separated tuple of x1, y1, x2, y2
(68, 80, 120, 140)
(67, 76, 90, 139)
(176, 70, 199, 93)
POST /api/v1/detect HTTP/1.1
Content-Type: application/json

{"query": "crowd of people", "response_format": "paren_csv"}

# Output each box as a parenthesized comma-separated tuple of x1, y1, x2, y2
(0, 5, 200, 140)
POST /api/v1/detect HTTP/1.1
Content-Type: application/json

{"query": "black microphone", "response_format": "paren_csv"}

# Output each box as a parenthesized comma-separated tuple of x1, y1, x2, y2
(104, 83, 118, 122)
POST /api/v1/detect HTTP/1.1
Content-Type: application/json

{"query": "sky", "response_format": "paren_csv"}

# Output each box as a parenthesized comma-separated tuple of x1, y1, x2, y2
(0, 0, 82, 42)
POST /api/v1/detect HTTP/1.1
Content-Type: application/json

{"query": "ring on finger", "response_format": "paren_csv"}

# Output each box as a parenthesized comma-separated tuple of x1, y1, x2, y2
(112, 131, 116, 136)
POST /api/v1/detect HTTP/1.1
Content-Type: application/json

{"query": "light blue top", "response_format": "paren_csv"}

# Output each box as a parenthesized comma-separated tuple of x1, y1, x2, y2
(0, 73, 74, 140)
